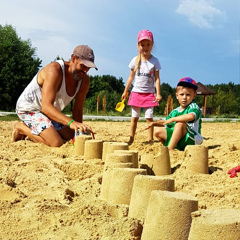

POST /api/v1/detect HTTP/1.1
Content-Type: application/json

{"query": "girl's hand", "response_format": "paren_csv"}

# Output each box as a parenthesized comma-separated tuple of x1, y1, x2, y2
(155, 94, 162, 102)
(121, 92, 128, 100)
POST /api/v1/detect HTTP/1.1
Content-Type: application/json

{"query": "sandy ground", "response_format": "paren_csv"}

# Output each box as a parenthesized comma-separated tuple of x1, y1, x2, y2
(0, 121, 240, 240)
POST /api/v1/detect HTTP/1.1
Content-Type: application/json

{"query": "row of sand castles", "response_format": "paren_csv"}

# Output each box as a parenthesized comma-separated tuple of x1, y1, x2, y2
(74, 135, 240, 240)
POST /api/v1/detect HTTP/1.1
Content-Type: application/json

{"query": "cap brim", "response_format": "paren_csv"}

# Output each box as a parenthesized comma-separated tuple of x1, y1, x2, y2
(81, 59, 98, 70)
(177, 82, 198, 90)
(138, 37, 152, 42)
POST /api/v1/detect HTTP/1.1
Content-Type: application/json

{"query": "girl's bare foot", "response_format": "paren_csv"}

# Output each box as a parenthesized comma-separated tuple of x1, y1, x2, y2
(12, 121, 26, 142)
(148, 139, 154, 144)
(127, 136, 134, 145)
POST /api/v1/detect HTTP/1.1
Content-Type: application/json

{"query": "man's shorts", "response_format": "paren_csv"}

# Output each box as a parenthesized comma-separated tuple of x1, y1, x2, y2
(16, 111, 65, 135)
(164, 127, 195, 151)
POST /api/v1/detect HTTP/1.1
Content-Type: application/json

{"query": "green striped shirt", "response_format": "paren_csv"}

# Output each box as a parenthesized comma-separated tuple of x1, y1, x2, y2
(166, 102, 202, 136)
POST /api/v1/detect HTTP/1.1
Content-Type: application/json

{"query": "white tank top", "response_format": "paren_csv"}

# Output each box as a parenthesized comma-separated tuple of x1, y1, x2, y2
(16, 60, 82, 112)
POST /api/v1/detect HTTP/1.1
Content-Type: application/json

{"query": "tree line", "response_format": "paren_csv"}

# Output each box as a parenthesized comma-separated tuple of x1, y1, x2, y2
(0, 24, 239, 117)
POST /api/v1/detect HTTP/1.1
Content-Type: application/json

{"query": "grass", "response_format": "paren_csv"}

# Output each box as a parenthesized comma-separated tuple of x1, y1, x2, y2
(0, 115, 19, 121)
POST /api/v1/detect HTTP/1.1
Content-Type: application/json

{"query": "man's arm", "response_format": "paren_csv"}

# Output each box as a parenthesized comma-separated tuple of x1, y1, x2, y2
(40, 62, 72, 125)
(72, 74, 90, 123)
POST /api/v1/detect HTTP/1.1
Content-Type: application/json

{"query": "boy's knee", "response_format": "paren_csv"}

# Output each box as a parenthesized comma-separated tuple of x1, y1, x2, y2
(154, 128, 161, 138)
(175, 121, 185, 125)
(175, 121, 187, 129)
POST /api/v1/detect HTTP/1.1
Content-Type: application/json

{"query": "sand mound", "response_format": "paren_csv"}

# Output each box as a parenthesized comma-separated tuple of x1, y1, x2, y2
(0, 121, 239, 239)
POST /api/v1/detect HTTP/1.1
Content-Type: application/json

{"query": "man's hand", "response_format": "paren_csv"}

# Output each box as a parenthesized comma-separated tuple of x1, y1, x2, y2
(69, 121, 93, 135)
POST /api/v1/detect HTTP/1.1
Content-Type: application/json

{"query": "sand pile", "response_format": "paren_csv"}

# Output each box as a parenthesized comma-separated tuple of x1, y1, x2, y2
(0, 121, 239, 239)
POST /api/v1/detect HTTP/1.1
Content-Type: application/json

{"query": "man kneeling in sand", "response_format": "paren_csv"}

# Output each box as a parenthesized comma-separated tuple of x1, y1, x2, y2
(13, 45, 97, 147)
(142, 77, 203, 151)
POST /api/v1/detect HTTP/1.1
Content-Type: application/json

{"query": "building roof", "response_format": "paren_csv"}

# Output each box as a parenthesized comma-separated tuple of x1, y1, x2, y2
(197, 82, 216, 95)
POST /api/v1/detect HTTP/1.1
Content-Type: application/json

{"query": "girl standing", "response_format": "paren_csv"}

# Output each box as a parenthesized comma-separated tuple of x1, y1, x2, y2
(122, 29, 162, 145)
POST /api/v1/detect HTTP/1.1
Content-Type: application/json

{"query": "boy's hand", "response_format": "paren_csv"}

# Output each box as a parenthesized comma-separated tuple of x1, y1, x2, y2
(141, 120, 165, 131)
(141, 122, 153, 132)
(156, 120, 166, 125)
(164, 119, 174, 125)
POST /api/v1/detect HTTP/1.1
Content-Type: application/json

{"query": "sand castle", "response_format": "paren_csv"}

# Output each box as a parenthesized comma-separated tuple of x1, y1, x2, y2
(74, 138, 240, 239)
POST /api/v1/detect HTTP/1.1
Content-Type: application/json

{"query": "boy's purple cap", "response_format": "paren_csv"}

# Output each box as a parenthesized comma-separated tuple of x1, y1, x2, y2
(73, 45, 98, 70)
(177, 77, 198, 90)
(137, 29, 153, 42)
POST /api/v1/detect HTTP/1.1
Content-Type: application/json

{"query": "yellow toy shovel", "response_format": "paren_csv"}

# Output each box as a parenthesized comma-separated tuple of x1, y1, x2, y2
(115, 93, 128, 112)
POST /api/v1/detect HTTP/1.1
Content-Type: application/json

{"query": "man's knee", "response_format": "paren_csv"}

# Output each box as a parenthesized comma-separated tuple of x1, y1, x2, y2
(40, 128, 64, 147)
(48, 138, 64, 147)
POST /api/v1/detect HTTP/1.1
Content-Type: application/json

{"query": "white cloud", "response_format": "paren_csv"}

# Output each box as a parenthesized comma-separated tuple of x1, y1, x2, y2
(176, 0, 225, 28)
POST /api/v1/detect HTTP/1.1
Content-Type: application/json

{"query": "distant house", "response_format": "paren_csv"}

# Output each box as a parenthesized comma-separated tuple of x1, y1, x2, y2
(197, 82, 216, 116)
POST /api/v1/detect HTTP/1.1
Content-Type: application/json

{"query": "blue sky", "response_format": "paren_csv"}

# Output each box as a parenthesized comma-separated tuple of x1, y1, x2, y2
(0, 0, 239, 87)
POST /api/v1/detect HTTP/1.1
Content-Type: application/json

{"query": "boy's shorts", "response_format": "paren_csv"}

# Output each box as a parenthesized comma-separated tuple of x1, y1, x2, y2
(164, 127, 195, 151)
(16, 111, 65, 135)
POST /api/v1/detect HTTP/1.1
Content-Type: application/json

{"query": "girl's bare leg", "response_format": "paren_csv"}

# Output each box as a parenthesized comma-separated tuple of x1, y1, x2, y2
(146, 118, 154, 142)
(128, 117, 138, 145)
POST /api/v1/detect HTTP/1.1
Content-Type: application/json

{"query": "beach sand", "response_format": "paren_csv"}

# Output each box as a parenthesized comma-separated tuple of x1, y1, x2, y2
(0, 121, 240, 239)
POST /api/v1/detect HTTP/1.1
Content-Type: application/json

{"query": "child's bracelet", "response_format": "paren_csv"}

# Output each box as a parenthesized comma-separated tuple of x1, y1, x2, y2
(68, 119, 74, 127)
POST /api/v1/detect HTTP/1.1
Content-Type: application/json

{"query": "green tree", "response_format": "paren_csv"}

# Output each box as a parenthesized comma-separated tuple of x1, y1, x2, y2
(214, 88, 238, 115)
(0, 24, 42, 110)
(210, 83, 240, 115)
(87, 75, 125, 98)
(84, 75, 126, 113)
(54, 55, 64, 61)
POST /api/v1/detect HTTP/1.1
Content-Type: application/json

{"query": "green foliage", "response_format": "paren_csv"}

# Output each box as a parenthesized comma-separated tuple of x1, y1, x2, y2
(84, 75, 126, 113)
(0, 24, 42, 111)
(213, 88, 239, 115)
(54, 55, 64, 61)
(210, 82, 240, 115)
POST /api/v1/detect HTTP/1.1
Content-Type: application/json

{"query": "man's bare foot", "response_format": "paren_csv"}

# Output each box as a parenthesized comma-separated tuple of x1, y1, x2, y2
(12, 121, 26, 142)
